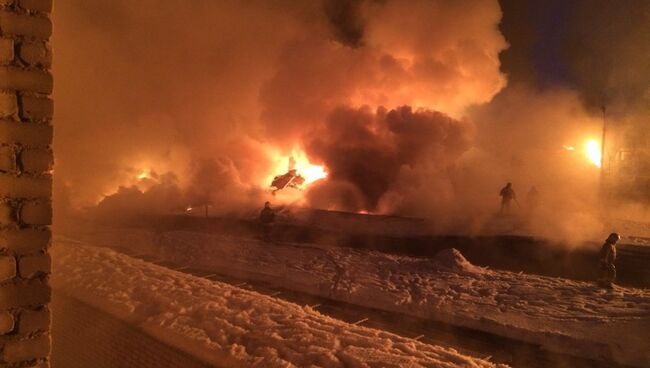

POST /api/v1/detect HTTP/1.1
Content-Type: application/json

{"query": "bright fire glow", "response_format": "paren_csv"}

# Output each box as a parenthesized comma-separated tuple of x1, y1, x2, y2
(563, 145, 575, 151)
(584, 139, 602, 168)
(137, 170, 151, 180)
(265, 147, 328, 189)
(292, 149, 328, 184)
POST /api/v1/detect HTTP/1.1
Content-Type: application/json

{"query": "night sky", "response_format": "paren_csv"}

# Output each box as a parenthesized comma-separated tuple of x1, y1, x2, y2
(499, 0, 650, 113)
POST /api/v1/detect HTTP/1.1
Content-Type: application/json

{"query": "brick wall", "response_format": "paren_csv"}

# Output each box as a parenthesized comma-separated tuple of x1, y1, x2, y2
(51, 294, 211, 368)
(0, 0, 53, 367)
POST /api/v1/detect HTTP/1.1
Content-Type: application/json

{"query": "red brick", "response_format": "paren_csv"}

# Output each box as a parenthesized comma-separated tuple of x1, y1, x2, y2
(20, 200, 51, 225)
(0, 201, 15, 225)
(0, 66, 53, 94)
(0, 11, 52, 39)
(19, 253, 50, 278)
(0, 174, 51, 198)
(20, 95, 53, 121)
(0, 279, 50, 309)
(0, 119, 53, 146)
(20, 148, 52, 173)
(18, 308, 49, 334)
(0, 91, 18, 118)
(2, 334, 50, 362)
(0, 254, 16, 281)
(18, 41, 51, 67)
(0, 310, 14, 334)
(0, 228, 50, 254)
(0, 145, 16, 172)
(0, 37, 12, 64)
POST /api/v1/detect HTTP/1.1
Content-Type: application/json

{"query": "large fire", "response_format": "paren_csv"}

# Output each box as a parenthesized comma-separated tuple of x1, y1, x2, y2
(266, 148, 327, 192)
(584, 139, 602, 168)
(290, 150, 328, 184)
(562, 139, 602, 168)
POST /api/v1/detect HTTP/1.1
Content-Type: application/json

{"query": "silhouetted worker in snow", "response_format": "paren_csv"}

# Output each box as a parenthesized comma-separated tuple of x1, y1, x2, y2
(598, 233, 620, 288)
(499, 182, 516, 214)
(259, 201, 275, 242)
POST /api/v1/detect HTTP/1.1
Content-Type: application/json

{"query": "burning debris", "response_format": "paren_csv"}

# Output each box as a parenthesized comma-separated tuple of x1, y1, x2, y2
(271, 168, 305, 194)
(269, 155, 327, 194)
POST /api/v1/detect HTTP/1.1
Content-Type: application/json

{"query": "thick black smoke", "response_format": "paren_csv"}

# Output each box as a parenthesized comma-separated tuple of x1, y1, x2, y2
(305, 106, 472, 211)
(323, 0, 366, 47)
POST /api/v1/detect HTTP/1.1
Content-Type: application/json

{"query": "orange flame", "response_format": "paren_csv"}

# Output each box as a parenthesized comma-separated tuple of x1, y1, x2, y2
(291, 149, 328, 184)
(562, 139, 602, 168)
(137, 169, 151, 180)
(584, 139, 602, 168)
(265, 147, 327, 188)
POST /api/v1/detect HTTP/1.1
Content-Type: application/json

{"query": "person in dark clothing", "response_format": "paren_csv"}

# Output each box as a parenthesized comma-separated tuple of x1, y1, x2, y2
(259, 201, 275, 242)
(499, 182, 516, 214)
(598, 233, 620, 288)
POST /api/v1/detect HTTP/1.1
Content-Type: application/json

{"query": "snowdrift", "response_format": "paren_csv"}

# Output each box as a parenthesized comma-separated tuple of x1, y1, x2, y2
(63, 229, 650, 367)
(52, 242, 506, 368)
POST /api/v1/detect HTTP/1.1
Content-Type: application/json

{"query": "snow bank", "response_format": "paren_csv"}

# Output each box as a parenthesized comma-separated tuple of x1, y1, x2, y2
(63, 230, 650, 367)
(431, 248, 477, 273)
(51, 242, 505, 368)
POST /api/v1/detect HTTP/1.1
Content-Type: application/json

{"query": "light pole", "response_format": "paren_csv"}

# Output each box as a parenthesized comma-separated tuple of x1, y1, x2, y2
(600, 105, 607, 168)
(600, 105, 608, 206)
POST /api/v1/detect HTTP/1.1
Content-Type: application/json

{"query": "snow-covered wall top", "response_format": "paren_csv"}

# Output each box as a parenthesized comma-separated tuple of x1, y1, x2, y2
(75, 229, 650, 367)
(51, 242, 506, 368)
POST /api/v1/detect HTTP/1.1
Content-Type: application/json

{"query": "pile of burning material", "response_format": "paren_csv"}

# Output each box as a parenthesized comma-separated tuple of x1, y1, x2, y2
(270, 155, 326, 194)
(271, 169, 305, 194)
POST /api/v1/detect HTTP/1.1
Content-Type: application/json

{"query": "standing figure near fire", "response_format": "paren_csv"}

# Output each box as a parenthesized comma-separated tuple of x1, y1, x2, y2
(499, 182, 516, 214)
(598, 233, 620, 288)
(259, 201, 275, 242)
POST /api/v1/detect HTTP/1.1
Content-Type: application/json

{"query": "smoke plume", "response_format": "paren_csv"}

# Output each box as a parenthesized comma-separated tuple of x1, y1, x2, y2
(52, 0, 650, 242)
(53, 0, 507, 219)
(304, 106, 472, 212)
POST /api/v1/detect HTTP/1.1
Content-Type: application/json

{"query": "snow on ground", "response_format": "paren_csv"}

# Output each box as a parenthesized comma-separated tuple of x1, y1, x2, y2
(63, 230, 650, 367)
(51, 241, 506, 368)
